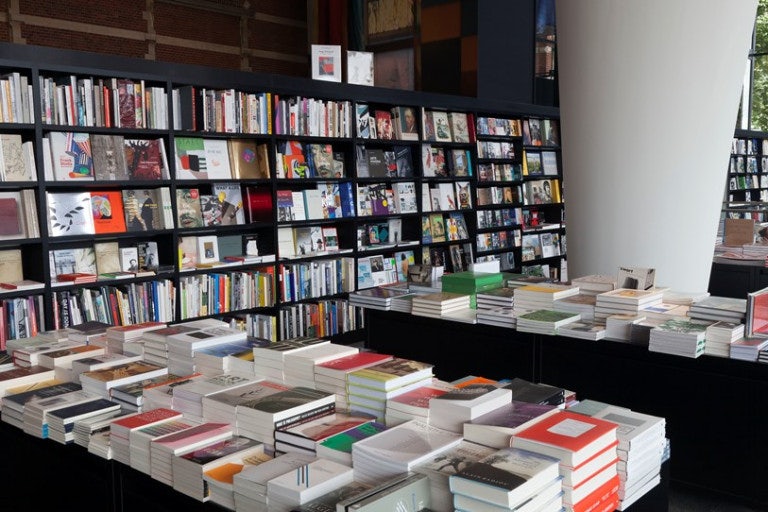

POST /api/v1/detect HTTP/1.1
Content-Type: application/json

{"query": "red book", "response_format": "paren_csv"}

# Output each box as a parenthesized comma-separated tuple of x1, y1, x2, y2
(0, 197, 22, 236)
(90, 191, 127, 234)
(387, 383, 452, 415)
(570, 473, 620, 512)
(314, 352, 393, 378)
(110, 407, 182, 440)
(511, 410, 618, 467)
(55, 272, 98, 284)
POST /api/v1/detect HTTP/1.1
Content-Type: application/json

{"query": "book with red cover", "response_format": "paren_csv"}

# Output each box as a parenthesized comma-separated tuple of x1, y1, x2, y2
(124, 138, 168, 180)
(90, 191, 127, 234)
(314, 351, 393, 378)
(109, 407, 183, 439)
(55, 272, 98, 284)
(511, 410, 618, 468)
(244, 186, 273, 224)
(0, 197, 22, 236)
(386, 383, 453, 415)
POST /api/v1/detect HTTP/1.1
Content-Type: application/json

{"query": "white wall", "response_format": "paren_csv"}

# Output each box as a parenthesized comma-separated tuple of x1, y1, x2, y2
(556, 0, 757, 293)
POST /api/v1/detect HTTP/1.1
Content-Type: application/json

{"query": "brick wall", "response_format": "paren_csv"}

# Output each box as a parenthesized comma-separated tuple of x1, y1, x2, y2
(4, 0, 309, 76)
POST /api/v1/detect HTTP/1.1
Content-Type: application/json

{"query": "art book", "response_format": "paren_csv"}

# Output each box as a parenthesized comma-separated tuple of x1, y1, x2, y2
(174, 137, 208, 180)
(203, 139, 233, 179)
(228, 139, 270, 179)
(0, 192, 25, 239)
(123, 138, 169, 180)
(89, 190, 126, 234)
(176, 188, 203, 229)
(0, 134, 33, 181)
(211, 183, 245, 225)
(46, 191, 95, 237)
(90, 134, 128, 181)
(48, 132, 94, 181)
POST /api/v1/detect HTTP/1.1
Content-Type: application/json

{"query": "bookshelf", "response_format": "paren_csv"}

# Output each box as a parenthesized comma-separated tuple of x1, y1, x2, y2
(721, 129, 768, 224)
(0, 42, 562, 346)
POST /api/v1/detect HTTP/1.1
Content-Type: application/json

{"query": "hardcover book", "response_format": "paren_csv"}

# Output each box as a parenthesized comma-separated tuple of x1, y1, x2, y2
(48, 132, 94, 181)
(123, 138, 169, 180)
(174, 137, 208, 180)
(46, 191, 96, 237)
(90, 134, 128, 181)
(90, 190, 127, 234)
(176, 188, 203, 228)
(228, 139, 270, 179)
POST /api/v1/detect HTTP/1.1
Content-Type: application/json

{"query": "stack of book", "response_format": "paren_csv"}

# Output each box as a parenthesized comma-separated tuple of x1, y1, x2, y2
(411, 291, 472, 319)
(315, 420, 389, 466)
(729, 336, 768, 361)
(1, 380, 81, 429)
(22, 389, 100, 439)
(142, 324, 201, 367)
(475, 305, 518, 328)
(67, 320, 113, 343)
(149, 422, 234, 485)
(109, 372, 185, 412)
(36, 343, 105, 374)
(104, 320, 167, 355)
(511, 410, 620, 512)
(70, 352, 143, 381)
(463, 400, 560, 449)
(594, 288, 666, 322)
(687, 296, 747, 323)
(193, 339, 260, 376)
(47, 397, 122, 444)
(428, 384, 513, 433)
(513, 284, 580, 312)
(570, 400, 666, 510)
(172, 373, 256, 422)
(227, 336, 271, 376)
(141, 373, 205, 411)
(252, 337, 330, 382)
(282, 342, 359, 389)
(87, 426, 114, 460)
(348, 286, 413, 311)
(475, 286, 516, 309)
(172, 436, 266, 502)
(502, 377, 565, 407)
(203, 449, 274, 510)
(351, 419, 463, 484)
(234, 386, 336, 446)
(516, 309, 582, 335)
(287, 480, 375, 512)
(648, 317, 713, 358)
(557, 320, 607, 341)
(385, 379, 455, 425)
(553, 293, 597, 321)
(12, 340, 85, 368)
(233, 452, 316, 512)
(313, 351, 393, 410)
(266, 457, 355, 511)
(109, 407, 184, 466)
(390, 291, 418, 313)
(274, 411, 375, 455)
(704, 321, 745, 357)
(604, 313, 648, 341)
(79, 360, 168, 400)
(569, 274, 617, 295)
(73, 411, 128, 453)
(639, 302, 690, 322)
(201, 379, 289, 435)
(413, 440, 496, 512)
(129, 417, 200, 475)
(449, 446, 564, 512)
(166, 325, 248, 376)
(441, 271, 505, 309)
(347, 357, 434, 421)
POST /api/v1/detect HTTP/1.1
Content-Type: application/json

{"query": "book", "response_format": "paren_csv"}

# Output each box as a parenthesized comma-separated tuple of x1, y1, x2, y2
(463, 400, 560, 448)
(176, 188, 204, 228)
(274, 412, 375, 452)
(46, 191, 96, 237)
(0, 192, 25, 239)
(203, 138, 233, 179)
(48, 132, 94, 181)
(90, 134, 128, 180)
(448, 447, 561, 508)
(267, 457, 354, 509)
(90, 190, 127, 234)
(512, 410, 619, 468)
(123, 138, 169, 180)
(347, 50, 374, 86)
(347, 357, 434, 392)
(174, 137, 208, 179)
(228, 139, 270, 179)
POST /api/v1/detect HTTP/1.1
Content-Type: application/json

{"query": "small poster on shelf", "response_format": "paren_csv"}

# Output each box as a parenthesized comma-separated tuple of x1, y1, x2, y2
(311, 44, 342, 82)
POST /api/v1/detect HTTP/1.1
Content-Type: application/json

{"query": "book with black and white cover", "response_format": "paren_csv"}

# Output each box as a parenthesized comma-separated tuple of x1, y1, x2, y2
(351, 419, 462, 484)
(267, 457, 355, 511)
(413, 440, 495, 511)
(45, 191, 95, 237)
(449, 446, 561, 509)
(233, 451, 317, 511)
(201, 379, 289, 435)
(22, 389, 101, 439)
(501, 378, 565, 407)
(173, 373, 257, 421)
(1, 380, 81, 428)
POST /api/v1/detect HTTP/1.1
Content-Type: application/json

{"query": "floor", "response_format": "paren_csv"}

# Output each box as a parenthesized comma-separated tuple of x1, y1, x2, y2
(669, 485, 764, 512)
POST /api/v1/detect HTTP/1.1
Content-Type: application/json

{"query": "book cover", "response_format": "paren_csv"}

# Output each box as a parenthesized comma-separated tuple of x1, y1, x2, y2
(0, 193, 24, 238)
(211, 183, 245, 225)
(176, 188, 203, 228)
(91, 134, 128, 181)
(123, 138, 169, 180)
(0, 134, 33, 181)
(203, 138, 233, 179)
(48, 132, 94, 181)
(174, 137, 208, 180)
(46, 191, 96, 237)
(228, 140, 270, 179)
(90, 191, 126, 234)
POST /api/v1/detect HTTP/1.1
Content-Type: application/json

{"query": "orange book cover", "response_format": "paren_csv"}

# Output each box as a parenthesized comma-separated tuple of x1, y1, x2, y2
(90, 190, 127, 234)
(571, 473, 620, 512)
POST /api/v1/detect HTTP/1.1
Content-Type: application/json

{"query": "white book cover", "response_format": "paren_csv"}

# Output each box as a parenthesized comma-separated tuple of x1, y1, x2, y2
(267, 457, 354, 501)
(352, 419, 462, 468)
(48, 132, 94, 181)
(203, 139, 232, 179)
(46, 191, 95, 237)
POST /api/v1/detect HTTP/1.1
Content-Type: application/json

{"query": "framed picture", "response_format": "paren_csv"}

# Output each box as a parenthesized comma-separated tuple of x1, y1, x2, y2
(197, 235, 220, 264)
(347, 50, 374, 86)
(374, 48, 414, 91)
(365, 0, 416, 46)
(311, 44, 342, 82)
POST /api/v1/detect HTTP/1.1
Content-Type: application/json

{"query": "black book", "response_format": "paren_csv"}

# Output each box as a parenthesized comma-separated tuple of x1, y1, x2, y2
(502, 377, 564, 406)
